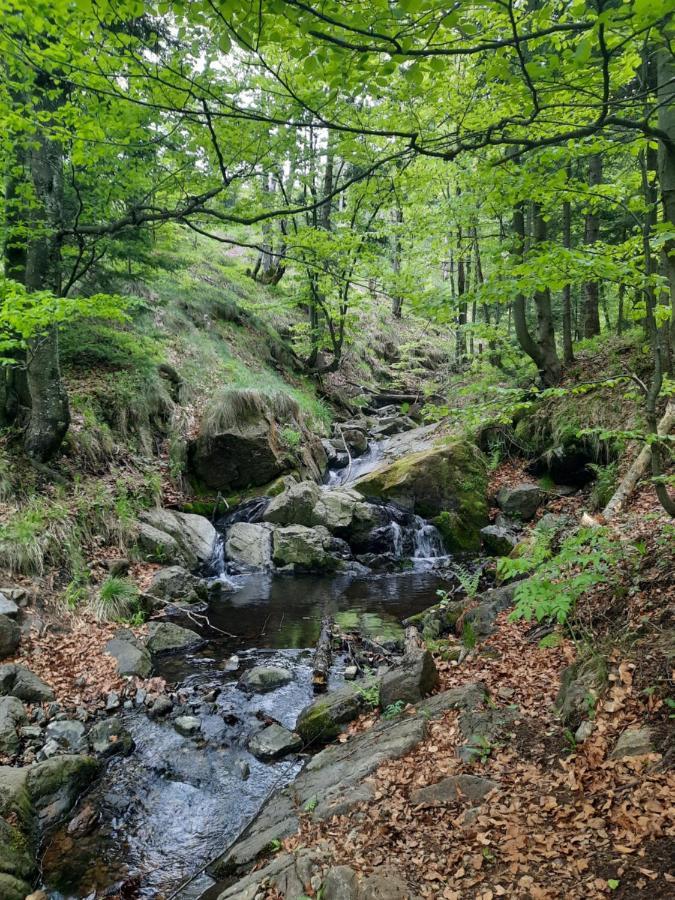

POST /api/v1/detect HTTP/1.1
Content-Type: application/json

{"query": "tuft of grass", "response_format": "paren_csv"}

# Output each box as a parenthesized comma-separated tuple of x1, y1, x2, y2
(588, 461, 619, 511)
(91, 576, 142, 622)
(200, 388, 300, 437)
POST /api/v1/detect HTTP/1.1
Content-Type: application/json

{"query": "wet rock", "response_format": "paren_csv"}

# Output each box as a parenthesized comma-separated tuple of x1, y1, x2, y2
(88, 717, 134, 757)
(339, 427, 368, 456)
(411, 774, 500, 807)
(145, 621, 202, 655)
(105, 691, 120, 712)
(138, 508, 217, 568)
(295, 684, 365, 745)
(272, 525, 338, 572)
(66, 801, 100, 837)
(0, 664, 55, 703)
(611, 727, 653, 758)
(27, 754, 100, 828)
(496, 482, 543, 520)
(147, 566, 205, 604)
(225, 522, 274, 569)
(236, 759, 250, 780)
(46, 720, 86, 752)
(263, 481, 320, 527)
(379, 649, 438, 709)
(149, 695, 173, 718)
(0, 696, 26, 754)
(248, 724, 302, 761)
(238, 666, 292, 694)
(480, 524, 518, 556)
(312, 489, 381, 536)
(105, 630, 152, 678)
(355, 439, 488, 552)
(323, 865, 359, 900)
(0, 614, 20, 659)
(174, 716, 201, 737)
(0, 593, 18, 619)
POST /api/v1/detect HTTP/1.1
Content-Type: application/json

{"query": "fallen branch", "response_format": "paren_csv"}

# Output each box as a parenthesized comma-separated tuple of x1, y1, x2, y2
(312, 616, 333, 693)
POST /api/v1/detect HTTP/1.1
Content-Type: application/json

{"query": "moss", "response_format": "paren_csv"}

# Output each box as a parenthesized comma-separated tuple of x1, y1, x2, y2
(295, 702, 339, 744)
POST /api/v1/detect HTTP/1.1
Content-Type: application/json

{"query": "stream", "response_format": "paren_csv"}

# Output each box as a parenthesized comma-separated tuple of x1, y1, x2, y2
(40, 437, 457, 900)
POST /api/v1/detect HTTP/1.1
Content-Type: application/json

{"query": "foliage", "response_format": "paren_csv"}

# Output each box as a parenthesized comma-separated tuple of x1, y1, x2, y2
(91, 577, 143, 622)
(382, 701, 406, 720)
(452, 563, 482, 599)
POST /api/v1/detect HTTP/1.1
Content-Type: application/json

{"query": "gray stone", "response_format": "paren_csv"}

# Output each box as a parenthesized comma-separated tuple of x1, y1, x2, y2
(0, 614, 20, 659)
(611, 727, 653, 758)
(145, 621, 202, 655)
(105, 691, 120, 711)
(19, 726, 43, 741)
(26, 754, 100, 827)
(311, 489, 380, 534)
(295, 684, 365, 744)
(0, 664, 55, 702)
(174, 716, 201, 737)
(379, 649, 438, 709)
(248, 724, 302, 761)
(323, 865, 359, 900)
(105, 632, 152, 678)
(149, 695, 173, 717)
(147, 566, 204, 602)
(136, 521, 183, 565)
(0, 593, 18, 619)
(575, 720, 594, 743)
(359, 870, 412, 899)
(457, 706, 519, 762)
(138, 508, 217, 568)
(236, 759, 250, 780)
(215, 849, 324, 900)
(0, 696, 26, 754)
(46, 719, 86, 752)
(480, 524, 518, 556)
(225, 522, 274, 569)
(555, 658, 606, 727)
(263, 481, 320, 526)
(411, 774, 500, 807)
(88, 717, 134, 757)
(272, 525, 337, 571)
(496, 483, 544, 520)
(238, 666, 292, 694)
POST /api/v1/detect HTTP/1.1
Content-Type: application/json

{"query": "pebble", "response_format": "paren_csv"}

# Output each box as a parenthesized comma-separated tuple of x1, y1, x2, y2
(106, 691, 121, 711)
(344, 665, 358, 680)
(174, 715, 201, 737)
(236, 760, 250, 780)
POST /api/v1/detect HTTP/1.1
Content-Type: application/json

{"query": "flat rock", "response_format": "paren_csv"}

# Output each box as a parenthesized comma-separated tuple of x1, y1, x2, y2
(0, 593, 18, 618)
(238, 665, 292, 694)
(0, 614, 20, 660)
(145, 621, 202, 655)
(411, 774, 500, 807)
(0, 664, 55, 702)
(105, 632, 152, 677)
(496, 482, 543, 520)
(248, 724, 302, 761)
(611, 727, 653, 758)
(379, 648, 438, 709)
(46, 720, 86, 752)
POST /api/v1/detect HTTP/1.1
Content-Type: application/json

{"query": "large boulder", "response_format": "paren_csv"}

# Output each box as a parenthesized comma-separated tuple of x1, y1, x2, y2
(147, 566, 205, 605)
(295, 684, 365, 744)
(145, 621, 202, 656)
(238, 666, 293, 694)
(105, 630, 152, 677)
(480, 524, 518, 557)
(0, 696, 25, 755)
(0, 817, 34, 900)
(45, 720, 86, 752)
(138, 509, 216, 568)
(263, 481, 320, 527)
(312, 489, 381, 536)
(248, 724, 302, 761)
(0, 615, 20, 660)
(0, 665, 55, 703)
(496, 483, 543, 521)
(379, 648, 439, 709)
(26, 754, 100, 828)
(272, 525, 338, 572)
(355, 440, 488, 551)
(225, 522, 274, 569)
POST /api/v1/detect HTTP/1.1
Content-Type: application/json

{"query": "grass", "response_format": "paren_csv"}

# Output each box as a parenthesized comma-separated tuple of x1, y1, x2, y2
(91, 576, 143, 622)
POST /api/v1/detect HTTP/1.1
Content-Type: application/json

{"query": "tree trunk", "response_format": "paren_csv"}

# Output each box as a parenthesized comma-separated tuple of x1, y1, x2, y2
(391, 204, 403, 319)
(562, 183, 574, 364)
(583, 153, 602, 338)
(455, 221, 467, 366)
(657, 35, 675, 374)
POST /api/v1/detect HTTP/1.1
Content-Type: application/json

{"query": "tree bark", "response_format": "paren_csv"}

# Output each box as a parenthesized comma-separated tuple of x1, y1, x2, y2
(455, 221, 467, 366)
(657, 35, 675, 375)
(583, 153, 602, 338)
(562, 179, 574, 364)
(391, 204, 403, 319)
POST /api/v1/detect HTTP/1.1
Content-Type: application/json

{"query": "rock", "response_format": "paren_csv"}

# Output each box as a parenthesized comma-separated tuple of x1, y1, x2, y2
(105, 691, 120, 711)
(359, 870, 412, 899)
(238, 666, 292, 694)
(410, 774, 500, 807)
(136, 521, 184, 565)
(272, 525, 337, 571)
(27, 754, 100, 827)
(225, 522, 274, 569)
(147, 566, 205, 604)
(0, 593, 18, 619)
(323, 865, 359, 900)
(145, 621, 202, 655)
(555, 658, 606, 727)
(312, 490, 381, 536)
(379, 649, 438, 709)
(496, 482, 543, 520)
(106, 558, 130, 577)
(19, 726, 42, 741)
(105, 631, 152, 678)
(139, 509, 217, 568)
(45, 720, 86, 752)
(575, 720, 594, 743)
(355, 440, 488, 551)
(174, 716, 201, 737)
(66, 802, 100, 837)
(236, 759, 250, 780)
(88, 717, 134, 757)
(339, 427, 368, 455)
(0, 696, 26, 754)
(0, 872, 33, 900)
(0, 665, 55, 703)
(149, 695, 173, 718)
(457, 706, 519, 763)
(611, 727, 653, 758)
(344, 665, 358, 680)
(0, 615, 20, 659)
(25, 891, 48, 900)
(248, 724, 303, 761)
(295, 684, 365, 744)
(480, 524, 518, 556)
(263, 481, 320, 526)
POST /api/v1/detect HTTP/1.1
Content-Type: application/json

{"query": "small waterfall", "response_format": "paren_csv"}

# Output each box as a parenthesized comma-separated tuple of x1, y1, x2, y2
(389, 521, 404, 557)
(412, 516, 446, 560)
(218, 496, 271, 527)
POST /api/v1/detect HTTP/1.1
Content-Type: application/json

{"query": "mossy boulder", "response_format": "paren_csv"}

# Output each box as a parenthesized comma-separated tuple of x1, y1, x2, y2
(272, 525, 339, 572)
(295, 684, 366, 744)
(27, 754, 100, 828)
(355, 440, 488, 551)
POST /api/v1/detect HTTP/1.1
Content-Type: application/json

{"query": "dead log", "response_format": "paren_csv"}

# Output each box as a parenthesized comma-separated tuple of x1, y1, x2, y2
(603, 400, 674, 521)
(312, 616, 333, 693)
(404, 625, 425, 654)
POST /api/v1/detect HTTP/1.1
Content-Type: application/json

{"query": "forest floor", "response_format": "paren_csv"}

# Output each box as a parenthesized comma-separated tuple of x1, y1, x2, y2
(275, 470, 675, 900)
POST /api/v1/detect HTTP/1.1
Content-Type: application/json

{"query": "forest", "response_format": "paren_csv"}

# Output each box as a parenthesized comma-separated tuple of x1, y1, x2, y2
(0, 2, 673, 899)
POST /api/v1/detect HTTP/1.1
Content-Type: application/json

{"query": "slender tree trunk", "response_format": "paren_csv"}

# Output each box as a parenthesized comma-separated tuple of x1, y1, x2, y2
(583, 153, 602, 338)
(657, 35, 675, 374)
(617, 283, 625, 335)
(455, 221, 467, 366)
(532, 203, 562, 384)
(391, 204, 403, 319)
(562, 177, 574, 364)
